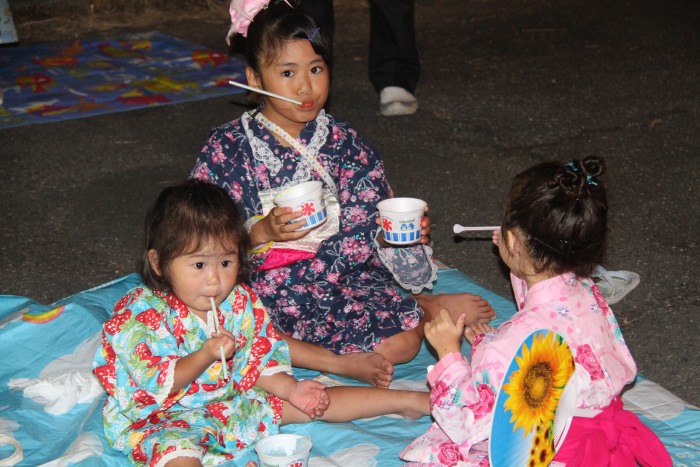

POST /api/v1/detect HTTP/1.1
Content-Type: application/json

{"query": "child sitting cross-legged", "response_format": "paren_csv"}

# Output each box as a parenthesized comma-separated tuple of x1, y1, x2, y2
(191, 0, 495, 390)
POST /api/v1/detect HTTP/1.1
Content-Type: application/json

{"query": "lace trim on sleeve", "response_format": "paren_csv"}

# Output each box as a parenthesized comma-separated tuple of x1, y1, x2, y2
(155, 359, 178, 406)
(261, 364, 293, 377)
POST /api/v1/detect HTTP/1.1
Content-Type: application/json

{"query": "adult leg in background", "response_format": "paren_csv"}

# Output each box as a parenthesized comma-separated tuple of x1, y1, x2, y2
(369, 0, 421, 116)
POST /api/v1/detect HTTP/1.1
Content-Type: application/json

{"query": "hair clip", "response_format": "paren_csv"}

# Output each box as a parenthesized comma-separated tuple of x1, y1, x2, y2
(532, 237, 575, 257)
(586, 175, 598, 186)
(308, 27, 320, 41)
(566, 161, 579, 172)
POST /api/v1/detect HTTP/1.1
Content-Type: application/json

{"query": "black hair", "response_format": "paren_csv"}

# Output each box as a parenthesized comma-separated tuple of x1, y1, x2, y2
(140, 179, 251, 292)
(501, 156, 608, 278)
(245, 0, 332, 75)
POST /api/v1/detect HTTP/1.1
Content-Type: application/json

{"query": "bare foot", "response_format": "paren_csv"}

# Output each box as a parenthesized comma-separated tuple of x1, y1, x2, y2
(397, 390, 430, 420)
(414, 293, 495, 325)
(464, 322, 496, 345)
(334, 352, 394, 388)
(245, 463, 258, 467)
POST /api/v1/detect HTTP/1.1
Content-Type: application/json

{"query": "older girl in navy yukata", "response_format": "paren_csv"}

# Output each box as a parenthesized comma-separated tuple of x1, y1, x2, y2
(191, 0, 495, 388)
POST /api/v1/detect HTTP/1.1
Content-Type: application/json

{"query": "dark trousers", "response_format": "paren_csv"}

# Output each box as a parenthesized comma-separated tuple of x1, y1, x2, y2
(301, 0, 420, 94)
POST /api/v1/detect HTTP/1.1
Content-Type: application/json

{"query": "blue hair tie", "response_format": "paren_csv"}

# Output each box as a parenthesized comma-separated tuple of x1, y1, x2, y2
(566, 161, 579, 172)
(568, 161, 597, 185)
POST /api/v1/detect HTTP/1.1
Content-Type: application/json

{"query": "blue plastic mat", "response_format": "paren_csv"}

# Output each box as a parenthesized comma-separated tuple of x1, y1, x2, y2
(0, 31, 246, 129)
(1, 269, 698, 465)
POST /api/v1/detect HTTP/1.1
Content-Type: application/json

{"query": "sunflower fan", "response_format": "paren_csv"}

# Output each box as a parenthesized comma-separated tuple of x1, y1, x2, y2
(489, 329, 575, 466)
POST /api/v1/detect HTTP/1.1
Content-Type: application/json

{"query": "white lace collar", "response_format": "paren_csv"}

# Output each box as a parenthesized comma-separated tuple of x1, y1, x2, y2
(241, 109, 330, 186)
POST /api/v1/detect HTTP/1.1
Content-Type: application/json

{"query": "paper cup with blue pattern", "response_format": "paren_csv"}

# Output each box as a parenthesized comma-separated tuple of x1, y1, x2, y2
(377, 197, 426, 245)
(273, 181, 327, 231)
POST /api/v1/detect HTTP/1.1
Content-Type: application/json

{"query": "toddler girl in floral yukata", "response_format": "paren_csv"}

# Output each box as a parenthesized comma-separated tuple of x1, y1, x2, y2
(92, 180, 428, 466)
(191, 0, 495, 389)
(401, 157, 671, 466)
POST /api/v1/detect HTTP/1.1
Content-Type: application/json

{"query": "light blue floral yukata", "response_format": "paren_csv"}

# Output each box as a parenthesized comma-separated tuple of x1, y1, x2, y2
(92, 282, 290, 466)
(191, 109, 437, 354)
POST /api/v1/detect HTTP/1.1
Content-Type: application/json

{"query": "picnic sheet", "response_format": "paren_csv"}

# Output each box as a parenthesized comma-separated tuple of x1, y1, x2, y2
(1, 269, 698, 466)
(0, 32, 246, 130)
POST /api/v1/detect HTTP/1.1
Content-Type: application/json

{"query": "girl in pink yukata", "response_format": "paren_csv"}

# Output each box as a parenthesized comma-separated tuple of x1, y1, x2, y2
(191, 0, 494, 389)
(92, 180, 429, 467)
(401, 157, 671, 466)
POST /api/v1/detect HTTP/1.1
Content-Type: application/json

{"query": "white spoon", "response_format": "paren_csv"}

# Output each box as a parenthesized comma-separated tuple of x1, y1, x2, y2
(209, 297, 228, 380)
(228, 80, 302, 105)
(453, 224, 500, 234)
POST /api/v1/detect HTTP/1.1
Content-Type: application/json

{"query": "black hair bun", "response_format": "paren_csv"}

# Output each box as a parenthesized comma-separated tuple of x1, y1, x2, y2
(553, 164, 584, 195)
(581, 155, 605, 178)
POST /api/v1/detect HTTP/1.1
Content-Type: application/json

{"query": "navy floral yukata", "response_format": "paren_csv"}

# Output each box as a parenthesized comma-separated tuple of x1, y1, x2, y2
(191, 109, 436, 354)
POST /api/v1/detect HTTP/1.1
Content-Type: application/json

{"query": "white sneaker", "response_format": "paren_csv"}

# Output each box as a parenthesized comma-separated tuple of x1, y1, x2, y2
(379, 86, 418, 116)
(591, 265, 641, 305)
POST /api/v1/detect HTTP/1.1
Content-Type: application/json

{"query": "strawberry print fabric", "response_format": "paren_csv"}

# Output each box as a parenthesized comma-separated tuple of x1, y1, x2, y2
(92, 282, 290, 466)
(401, 273, 638, 466)
(191, 109, 435, 354)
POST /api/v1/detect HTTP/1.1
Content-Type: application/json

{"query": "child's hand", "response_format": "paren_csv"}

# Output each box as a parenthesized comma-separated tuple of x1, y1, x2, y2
(419, 208, 431, 245)
(424, 308, 465, 359)
(464, 323, 496, 345)
(492, 228, 500, 246)
(204, 328, 236, 360)
(252, 207, 310, 245)
(288, 379, 330, 419)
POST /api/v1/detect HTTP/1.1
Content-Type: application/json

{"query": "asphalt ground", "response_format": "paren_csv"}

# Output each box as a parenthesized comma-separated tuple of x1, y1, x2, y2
(2, 0, 699, 406)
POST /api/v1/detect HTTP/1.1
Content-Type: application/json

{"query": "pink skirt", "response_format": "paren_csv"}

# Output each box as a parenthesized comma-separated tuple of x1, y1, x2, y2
(552, 396, 672, 467)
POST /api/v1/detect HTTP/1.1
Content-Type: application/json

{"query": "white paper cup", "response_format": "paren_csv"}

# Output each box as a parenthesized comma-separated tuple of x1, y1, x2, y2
(376, 197, 426, 245)
(254, 434, 312, 467)
(273, 181, 327, 231)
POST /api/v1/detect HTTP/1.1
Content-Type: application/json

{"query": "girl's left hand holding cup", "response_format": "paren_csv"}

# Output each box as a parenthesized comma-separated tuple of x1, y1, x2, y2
(418, 208, 431, 244)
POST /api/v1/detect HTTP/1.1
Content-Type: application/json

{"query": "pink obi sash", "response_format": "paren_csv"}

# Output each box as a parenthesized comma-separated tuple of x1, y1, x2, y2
(552, 396, 672, 467)
(257, 248, 315, 271)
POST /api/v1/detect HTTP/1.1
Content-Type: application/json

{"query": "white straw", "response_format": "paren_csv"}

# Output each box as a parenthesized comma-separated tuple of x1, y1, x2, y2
(210, 297, 228, 380)
(453, 224, 500, 234)
(228, 80, 303, 105)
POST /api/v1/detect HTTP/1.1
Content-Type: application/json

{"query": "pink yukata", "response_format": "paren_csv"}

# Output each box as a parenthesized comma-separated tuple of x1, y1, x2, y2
(93, 283, 290, 466)
(401, 272, 642, 466)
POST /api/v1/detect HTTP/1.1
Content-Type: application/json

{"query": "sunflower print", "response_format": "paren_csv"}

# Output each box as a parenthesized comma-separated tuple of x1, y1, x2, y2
(502, 331, 575, 435)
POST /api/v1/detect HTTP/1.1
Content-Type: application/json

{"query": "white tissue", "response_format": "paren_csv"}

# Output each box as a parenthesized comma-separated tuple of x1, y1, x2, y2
(308, 443, 379, 467)
(8, 333, 105, 415)
(37, 432, 103, 467)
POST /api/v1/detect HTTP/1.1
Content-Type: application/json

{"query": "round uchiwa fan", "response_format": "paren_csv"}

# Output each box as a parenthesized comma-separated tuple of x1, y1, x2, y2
(489, 330, 575, 466)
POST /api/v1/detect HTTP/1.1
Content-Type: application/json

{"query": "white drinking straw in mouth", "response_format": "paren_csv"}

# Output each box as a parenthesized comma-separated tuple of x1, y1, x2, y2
(228, 80, 303, 105)
(453, 224, 500, 234)
(209, 297, 228, 380)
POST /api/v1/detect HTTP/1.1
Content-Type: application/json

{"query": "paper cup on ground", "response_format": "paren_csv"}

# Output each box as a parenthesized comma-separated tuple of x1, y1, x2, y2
(377, 197, 426, 245)
(273, 181, 327, 231)
(255, 434, 312, 467)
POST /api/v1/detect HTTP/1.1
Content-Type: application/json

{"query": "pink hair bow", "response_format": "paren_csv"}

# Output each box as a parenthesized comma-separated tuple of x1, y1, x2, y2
(227, 0, 293, 42)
